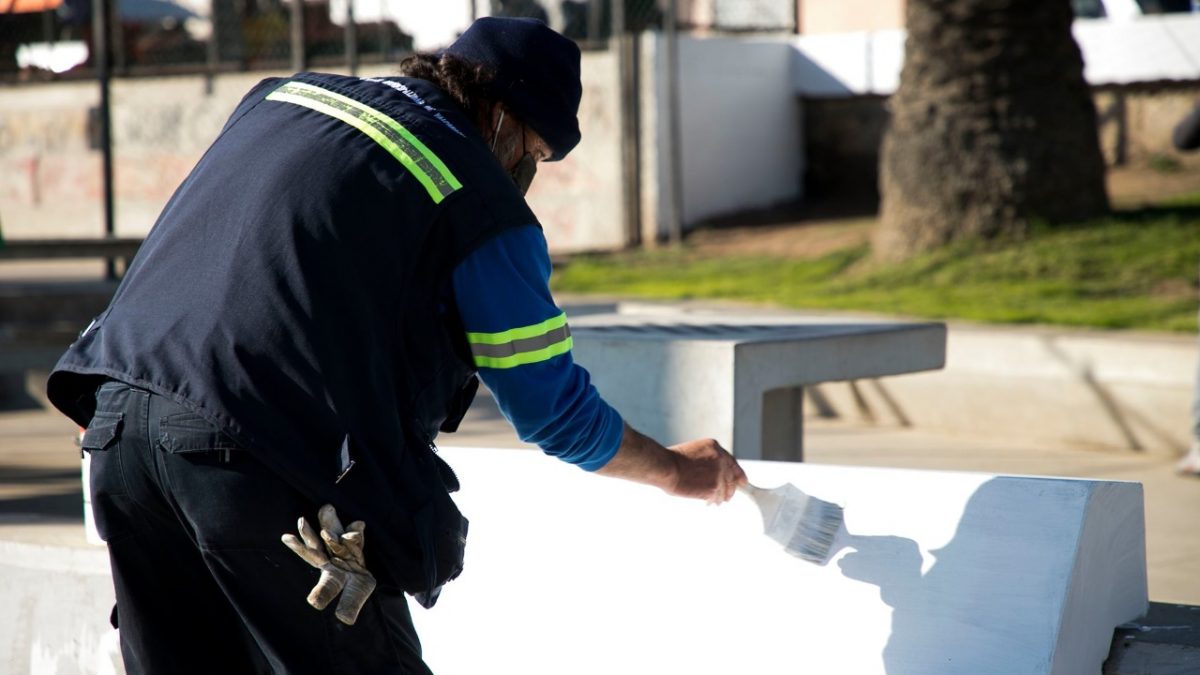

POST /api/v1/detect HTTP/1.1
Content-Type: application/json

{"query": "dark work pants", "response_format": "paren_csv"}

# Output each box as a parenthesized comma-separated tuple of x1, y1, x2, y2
(83, 380, 434, 675)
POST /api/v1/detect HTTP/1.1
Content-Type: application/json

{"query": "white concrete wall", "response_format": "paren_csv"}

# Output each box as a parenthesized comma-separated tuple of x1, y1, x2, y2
(792, 13, 1200, 97)
(1073, 15, 1200, 86)
(414, 448, 1148, 674)
(0, 451, 1150, 674)
(639, 33, 804, 237)
(799, 0, 906, 34)
(792, 29, 905, 96)
(525, 49, 627, 253)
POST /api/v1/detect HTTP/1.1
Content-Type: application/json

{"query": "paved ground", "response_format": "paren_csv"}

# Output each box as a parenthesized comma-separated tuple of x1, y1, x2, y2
(3, 377, 1198, 605)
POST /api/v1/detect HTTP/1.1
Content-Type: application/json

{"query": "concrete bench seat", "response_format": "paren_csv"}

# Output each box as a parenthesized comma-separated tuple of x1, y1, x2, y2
(415, 447, 1149, 675)
(0, 451, 1152, 674)
(0, 240, 131, 403)
(569, 310, 947, 460)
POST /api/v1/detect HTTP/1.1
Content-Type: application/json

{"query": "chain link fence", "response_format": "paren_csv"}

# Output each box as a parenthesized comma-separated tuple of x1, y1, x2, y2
(0, 0, 419, 81)
(0, 0, 795, 81)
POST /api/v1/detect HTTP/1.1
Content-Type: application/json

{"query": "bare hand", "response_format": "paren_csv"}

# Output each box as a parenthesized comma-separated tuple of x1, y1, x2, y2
(596, 424, 748, 504)
(665, 438, 747, 504)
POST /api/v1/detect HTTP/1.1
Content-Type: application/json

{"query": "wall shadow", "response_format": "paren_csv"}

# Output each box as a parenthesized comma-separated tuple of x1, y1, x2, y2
(834, 478, 1071, 674)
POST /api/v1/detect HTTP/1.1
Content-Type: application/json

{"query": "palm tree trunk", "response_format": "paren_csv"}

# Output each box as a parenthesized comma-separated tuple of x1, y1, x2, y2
(877, 0, 1109, 260)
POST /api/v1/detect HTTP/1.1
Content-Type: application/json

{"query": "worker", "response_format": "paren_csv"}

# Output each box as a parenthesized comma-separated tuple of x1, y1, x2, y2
(47, 17, 747, 674)
(1173, 99, 1200, 475)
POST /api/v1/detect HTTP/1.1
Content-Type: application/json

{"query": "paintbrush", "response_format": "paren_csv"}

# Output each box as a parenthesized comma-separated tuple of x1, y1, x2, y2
(739, 482, 844, 564)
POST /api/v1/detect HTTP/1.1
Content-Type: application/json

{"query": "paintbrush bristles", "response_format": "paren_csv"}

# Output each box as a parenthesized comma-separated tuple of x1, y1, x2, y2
(785, 497, 844, 564)
(744, 482, 845, 565)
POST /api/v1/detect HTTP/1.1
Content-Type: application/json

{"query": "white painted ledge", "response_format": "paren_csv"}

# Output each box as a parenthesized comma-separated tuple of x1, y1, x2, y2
(414, 448, 1148, 675)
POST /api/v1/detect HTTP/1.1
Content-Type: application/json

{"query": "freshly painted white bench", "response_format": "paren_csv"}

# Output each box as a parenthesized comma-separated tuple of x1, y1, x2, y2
(568, 310, 947, 460)
(416, 447, 1149, 675)
(2, 451, 1149, 674)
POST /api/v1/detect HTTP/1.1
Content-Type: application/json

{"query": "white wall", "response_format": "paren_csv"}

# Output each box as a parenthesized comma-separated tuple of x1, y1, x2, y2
(639, 33, 805, 237)
(799, 0, 906, 34)
(792, 13, 1200, 97)
(792, 29, 905, 96)
(526, 50, 628, 253)
(414, 449, 1148, 675)
(1073, 15, 1200, 86)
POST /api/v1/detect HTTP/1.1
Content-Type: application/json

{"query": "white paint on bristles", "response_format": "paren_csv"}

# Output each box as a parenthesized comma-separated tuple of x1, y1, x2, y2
(412, 448, 1147, 675)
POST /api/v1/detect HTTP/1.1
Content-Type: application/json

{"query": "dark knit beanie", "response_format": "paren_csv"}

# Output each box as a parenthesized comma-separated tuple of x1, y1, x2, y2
(444, 17, 582, 161)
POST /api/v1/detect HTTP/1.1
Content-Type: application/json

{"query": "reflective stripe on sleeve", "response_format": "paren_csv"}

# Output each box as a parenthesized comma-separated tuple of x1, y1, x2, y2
(467, 313, 573, 369)
(266, 80, 462, 203)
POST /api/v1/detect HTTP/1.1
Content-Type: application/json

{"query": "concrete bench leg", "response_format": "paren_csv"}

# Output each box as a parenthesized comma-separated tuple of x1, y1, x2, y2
(0, 371, 41, 410)
(761, 385, 805, 462)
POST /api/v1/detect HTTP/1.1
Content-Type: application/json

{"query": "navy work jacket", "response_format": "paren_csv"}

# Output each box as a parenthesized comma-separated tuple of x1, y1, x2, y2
(47, 72, 535, 601)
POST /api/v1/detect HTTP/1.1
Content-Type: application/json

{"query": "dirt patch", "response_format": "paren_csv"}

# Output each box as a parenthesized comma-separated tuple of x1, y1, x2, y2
(1108, 165, 1200, 208)
(679, 166, 1200, 260)
(686, 217, 874, 259)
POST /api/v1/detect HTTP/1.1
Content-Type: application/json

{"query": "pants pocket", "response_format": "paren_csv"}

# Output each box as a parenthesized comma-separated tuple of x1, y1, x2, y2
(81, 409, 130, 541)
(157, 411, 239, 455)
(81, 410, 126, 497)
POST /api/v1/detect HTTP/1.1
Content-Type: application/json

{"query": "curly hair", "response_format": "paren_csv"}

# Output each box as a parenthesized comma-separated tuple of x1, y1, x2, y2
(397, 53, 499, 135)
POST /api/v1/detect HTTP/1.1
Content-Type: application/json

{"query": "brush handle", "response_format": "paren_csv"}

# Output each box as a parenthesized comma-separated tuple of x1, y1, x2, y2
(737, 483, 773, 507)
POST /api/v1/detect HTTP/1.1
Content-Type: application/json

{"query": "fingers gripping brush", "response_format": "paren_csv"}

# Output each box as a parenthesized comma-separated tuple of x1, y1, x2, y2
(739, 483, 844, 564)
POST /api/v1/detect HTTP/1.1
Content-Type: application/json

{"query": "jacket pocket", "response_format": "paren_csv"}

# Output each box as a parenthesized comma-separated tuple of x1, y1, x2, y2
(411, 492, 469, 609)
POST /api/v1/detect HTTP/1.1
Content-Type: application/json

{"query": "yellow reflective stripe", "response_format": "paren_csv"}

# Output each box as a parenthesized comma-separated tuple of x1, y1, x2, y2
(473, 336, 574, 370)
(266, 81, 462, 203)
(465, 313, 568, 346)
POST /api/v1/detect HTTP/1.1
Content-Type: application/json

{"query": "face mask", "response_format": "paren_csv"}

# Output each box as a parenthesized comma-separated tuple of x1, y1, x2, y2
(491, 108, 538, 196)
(510, 153, 537, 196)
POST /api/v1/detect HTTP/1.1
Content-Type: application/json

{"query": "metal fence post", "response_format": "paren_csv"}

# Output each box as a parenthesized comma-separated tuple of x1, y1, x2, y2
(92, 0, 116, 279)
(379, 0, 391, 61)
(108, 0, 124, 74)
(613, 0, 641, 248)
(41, 8, 55, 44)
(291, 0, 306, 72)
(661, 0, 683, 246)
(205, 0, 220, 94)
(345, 0, 357, 75)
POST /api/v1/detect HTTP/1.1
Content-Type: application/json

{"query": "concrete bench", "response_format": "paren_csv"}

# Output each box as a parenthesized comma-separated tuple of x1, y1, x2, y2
(416, 447, 1149, 675)
(0, 240, 135, 403)
(0, 453, 1152, 674)
(569, 311, 947, 461)
(0, 238, 142, 264)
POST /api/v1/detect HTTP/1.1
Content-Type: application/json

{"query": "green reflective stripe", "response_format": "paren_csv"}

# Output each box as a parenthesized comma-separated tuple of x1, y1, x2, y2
(467, 312, 573, 369)
(466, 313, 568, 346)
(473, 336, 574, 370)
(471, 324, 571, 359)
(266, 81, 461, 203)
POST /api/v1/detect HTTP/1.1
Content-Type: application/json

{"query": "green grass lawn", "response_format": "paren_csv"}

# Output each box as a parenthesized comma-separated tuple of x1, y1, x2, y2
(552, 196, 1200, 333)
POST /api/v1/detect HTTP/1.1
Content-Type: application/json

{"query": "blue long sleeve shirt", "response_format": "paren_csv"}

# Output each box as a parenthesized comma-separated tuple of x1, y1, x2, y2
(451, 225, 624, 471)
